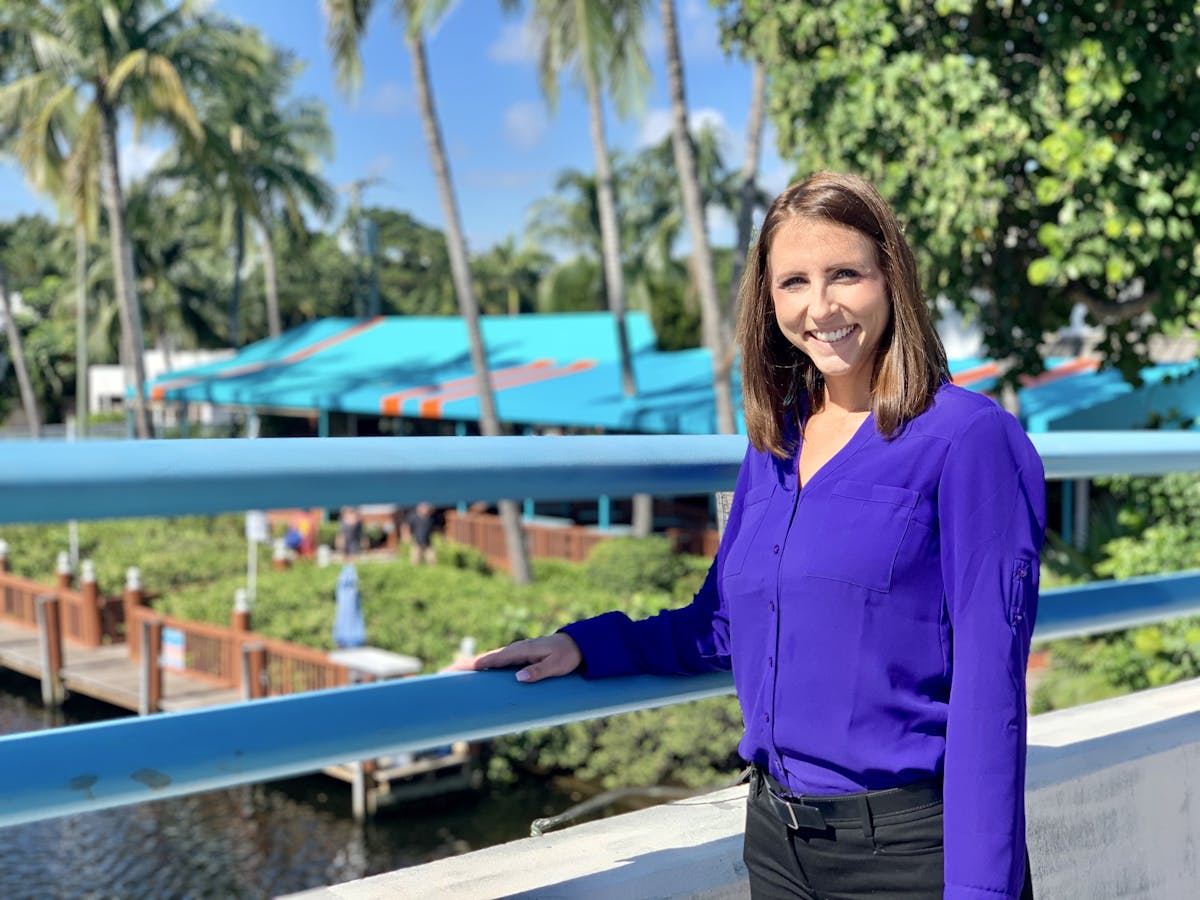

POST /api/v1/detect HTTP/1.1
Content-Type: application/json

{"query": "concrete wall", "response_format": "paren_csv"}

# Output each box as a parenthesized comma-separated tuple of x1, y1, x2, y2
(289, 678, 1200, 900)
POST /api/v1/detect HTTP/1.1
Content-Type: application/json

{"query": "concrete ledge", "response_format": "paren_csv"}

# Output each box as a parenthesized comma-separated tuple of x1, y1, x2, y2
(287, 678, 1200, 900)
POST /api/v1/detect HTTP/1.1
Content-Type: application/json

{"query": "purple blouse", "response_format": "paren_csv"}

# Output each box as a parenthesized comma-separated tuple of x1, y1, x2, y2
(562, 383, 1046, 900)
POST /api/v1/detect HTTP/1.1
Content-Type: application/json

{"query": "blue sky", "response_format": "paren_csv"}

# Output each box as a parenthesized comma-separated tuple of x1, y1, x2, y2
(0, 0, 792, 252)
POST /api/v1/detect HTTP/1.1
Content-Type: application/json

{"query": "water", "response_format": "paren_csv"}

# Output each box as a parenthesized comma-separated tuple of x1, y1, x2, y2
(0, 672, 576, 899)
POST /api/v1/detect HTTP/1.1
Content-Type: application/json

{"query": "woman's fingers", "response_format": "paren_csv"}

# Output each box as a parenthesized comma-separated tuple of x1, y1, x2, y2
(444, 635, 582, 682)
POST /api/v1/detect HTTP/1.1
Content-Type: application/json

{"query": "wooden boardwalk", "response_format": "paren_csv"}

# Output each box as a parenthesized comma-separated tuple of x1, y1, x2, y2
(0, 620, 241, 713)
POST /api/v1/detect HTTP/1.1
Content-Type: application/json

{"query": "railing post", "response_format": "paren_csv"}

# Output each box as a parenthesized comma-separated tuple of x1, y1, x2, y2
(139, 618, 163, 715)
(80, 559, 100, 647)
(55, 551, 72, 589)
(0, 538, 9, 573)
(241, 642, 267, 700)
(124, 567, 143, 657)
(231, 588, 251, 633)
(271, 538, 290, 570)
(35, 594, 65, 707)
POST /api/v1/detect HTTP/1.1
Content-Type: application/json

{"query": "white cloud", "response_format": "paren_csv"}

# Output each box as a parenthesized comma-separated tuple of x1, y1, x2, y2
(489, 20, 541, 65)
(366, 81, 411, 116)
(503, 101, 548, 151)
(118, 140, 167, 186)
(636, 106, 732, 151)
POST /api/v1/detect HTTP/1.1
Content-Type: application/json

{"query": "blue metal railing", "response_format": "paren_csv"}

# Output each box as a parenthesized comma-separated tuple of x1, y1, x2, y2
(0, 432, 1199, 829)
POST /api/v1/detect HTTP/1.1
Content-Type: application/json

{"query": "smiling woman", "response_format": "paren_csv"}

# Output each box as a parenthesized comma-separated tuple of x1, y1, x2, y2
(462, 173, 1046, 900)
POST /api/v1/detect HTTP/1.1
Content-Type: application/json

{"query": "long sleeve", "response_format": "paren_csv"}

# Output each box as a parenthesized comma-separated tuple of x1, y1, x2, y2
(559, 445, 759, 679)
(939, 407, 1046, 899)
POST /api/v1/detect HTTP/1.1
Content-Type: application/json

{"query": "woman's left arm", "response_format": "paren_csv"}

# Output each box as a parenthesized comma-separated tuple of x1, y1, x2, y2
(939, 406, 1047, 900)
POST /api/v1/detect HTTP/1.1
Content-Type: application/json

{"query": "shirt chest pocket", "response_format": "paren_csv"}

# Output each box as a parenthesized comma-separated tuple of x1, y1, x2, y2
(801, 480, 919, 592)
(721, 484, 776, 579)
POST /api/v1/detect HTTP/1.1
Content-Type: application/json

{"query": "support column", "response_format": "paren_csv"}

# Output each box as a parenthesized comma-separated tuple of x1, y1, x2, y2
(318, 410, 329, 438)
(598, 495, 611, 530)
(455, 421, 468, 514)
(80, 559, 100, 647)
(56, 551, 72, 590)
(36, 595, 65, 708)
(1073, 478, 1090, 552)
(1061, 480, 1074, 547)
(231, 588, 251, 633)
(242, 642, 267, 700)
(0, 539, 9, 573)
(123, 567, 143, 659)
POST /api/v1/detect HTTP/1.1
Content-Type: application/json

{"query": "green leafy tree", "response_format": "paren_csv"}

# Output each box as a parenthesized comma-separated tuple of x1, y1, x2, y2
(323, 0, 533, 583)
(0, 0, 266, 437)
(717, 0, 1200, 383)
(472, 237, 551, 316)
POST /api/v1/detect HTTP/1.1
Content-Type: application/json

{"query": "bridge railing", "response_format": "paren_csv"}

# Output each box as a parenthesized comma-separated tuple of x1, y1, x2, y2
(0, 432, 1198, 830)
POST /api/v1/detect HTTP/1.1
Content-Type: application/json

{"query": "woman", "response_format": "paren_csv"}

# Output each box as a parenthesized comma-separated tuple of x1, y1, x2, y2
(463, 173, 1045, 899)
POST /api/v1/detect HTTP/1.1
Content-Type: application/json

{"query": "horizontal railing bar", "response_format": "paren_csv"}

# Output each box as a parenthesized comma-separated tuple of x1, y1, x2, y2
(0, 669, 733, 828)
(0, 435, 747, 525)
(1036, 570, 1200, 642)
(0, 570, 1197, 828)
(2, 431, 1200, 525)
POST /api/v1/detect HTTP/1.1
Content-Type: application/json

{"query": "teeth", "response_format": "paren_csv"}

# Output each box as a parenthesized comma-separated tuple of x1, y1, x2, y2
(814, 325, 854, 342)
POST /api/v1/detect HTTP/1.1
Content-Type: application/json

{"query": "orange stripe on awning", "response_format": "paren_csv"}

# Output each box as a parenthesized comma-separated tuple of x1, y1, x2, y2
(1019, 357, 1099, 388)
(420, 359, 597, 418)
(950, 361, 1001, 387)
(379, 360, 554, 417)
(150, 317, 386, 402)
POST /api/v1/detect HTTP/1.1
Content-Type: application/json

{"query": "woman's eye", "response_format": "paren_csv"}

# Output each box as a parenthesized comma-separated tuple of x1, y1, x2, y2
(780, 276, 806, 289)
(834, 268, 859, 280)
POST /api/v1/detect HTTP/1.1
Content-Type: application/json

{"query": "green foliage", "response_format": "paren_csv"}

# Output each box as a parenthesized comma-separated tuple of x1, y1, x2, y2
(583, 535, 687, 595)
(718, 1, 1200, 381)
(1034, 473, 1200, 712)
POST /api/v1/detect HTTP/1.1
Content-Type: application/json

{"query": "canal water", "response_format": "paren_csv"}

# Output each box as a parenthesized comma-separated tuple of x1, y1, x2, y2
(0, 672, 577, 899)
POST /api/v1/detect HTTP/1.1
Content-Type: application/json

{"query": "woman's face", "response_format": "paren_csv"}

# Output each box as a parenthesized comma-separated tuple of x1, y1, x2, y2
(768, 217, 891, 405)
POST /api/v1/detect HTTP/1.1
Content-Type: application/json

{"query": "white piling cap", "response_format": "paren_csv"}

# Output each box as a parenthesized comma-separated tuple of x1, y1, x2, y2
(0, 539, 8, 557)
(126, 566, 141, 590)
(234, 588, 249, 613)
(81, 559, 96, 583)
(316, 544, 332, 568)
(56, 551, 71, 574)
(272, 537, 287, 559)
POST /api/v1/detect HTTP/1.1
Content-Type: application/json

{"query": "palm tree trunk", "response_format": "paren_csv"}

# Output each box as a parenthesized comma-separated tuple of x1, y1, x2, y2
(659, 0, 737, 435)
(0, 265, 42, 439)
(579, 2, 636, 399)
(406, 15, 532, 584)
(727, 62, 766, 339)
(230, 207, 244, 346)
(75, 224, 89, 438)
(258, 215, 283, 337)
(98, 102, 154, 439)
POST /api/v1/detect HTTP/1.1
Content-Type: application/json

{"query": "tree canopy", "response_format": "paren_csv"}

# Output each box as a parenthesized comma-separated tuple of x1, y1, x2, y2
(719, 0, 1200, 380)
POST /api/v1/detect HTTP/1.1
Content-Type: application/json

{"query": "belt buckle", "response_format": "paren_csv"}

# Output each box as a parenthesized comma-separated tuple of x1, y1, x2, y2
(772, 790, 826, 831)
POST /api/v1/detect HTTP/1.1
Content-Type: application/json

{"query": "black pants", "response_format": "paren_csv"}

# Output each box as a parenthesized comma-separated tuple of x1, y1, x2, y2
(743, 768, 1034, 899)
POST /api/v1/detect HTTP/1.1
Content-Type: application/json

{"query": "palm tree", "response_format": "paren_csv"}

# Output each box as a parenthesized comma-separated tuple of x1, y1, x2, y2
(508, 0, 648, 399)
(0, 1, 257, 438)
(0, 264, 43, 437)
(659, 0, 737, 434)
(323, 0, 533, 584)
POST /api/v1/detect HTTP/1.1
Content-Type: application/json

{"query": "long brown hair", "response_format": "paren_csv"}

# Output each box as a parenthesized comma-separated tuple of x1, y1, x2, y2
(736, 172, 948, 458)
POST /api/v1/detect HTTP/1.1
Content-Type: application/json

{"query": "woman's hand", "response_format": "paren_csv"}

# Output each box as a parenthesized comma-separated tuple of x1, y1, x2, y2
(447, 633, 582, 683)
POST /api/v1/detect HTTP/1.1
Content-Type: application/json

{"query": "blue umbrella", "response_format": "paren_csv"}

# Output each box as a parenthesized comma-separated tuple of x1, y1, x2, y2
(332, 564, 366, 649)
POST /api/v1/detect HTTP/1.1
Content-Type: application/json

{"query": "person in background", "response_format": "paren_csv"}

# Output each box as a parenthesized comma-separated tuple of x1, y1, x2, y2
(406, 502, 437, 566)
(458, 172, 1045, 899)
(337, 506, 363, 558)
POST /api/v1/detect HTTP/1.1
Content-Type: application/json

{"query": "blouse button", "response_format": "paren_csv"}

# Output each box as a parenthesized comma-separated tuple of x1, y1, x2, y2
(772, 545, 780, 554)
(768, 657, 774, 668)
(763, 713, 770, 723)
(768, 601, 775, 612)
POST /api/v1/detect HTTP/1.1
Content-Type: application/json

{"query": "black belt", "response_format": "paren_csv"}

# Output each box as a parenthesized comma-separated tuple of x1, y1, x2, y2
(755, 765, 942, 832)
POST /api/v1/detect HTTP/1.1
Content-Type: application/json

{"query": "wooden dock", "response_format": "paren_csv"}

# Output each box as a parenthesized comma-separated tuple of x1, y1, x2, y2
(0, 620, 240, 712)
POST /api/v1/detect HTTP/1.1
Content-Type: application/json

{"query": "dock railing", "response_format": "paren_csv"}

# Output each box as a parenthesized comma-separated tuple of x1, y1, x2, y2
(0, 432, 1199, 830)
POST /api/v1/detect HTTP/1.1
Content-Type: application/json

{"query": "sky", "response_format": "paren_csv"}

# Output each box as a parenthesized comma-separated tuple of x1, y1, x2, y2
(0, 0, 793, 253)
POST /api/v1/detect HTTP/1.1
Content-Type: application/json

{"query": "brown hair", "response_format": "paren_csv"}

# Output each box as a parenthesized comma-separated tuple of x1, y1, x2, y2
(736, 172, 948, 457)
